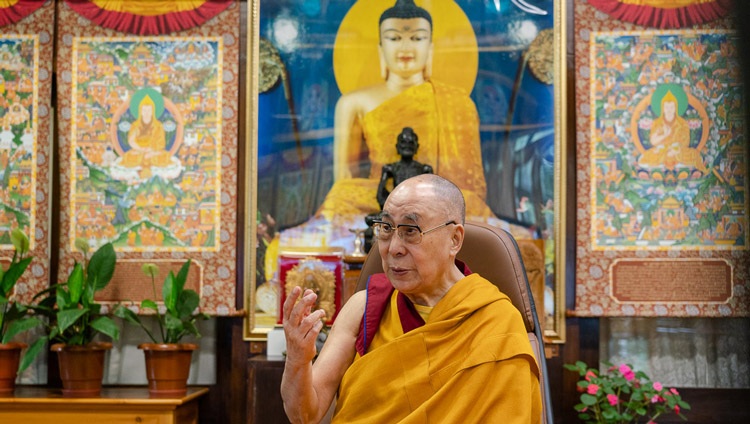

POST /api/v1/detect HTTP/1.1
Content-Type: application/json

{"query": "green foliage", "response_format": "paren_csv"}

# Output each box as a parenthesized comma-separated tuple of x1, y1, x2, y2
(33, 240, 119, 346)
(114, 260, 207, 344)
(0, 229, 45, 372)
(564, 361, 691, 424)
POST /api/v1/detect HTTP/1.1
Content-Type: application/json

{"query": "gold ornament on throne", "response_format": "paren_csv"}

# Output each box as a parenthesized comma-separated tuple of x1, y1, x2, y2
(284, 258, 338, 320)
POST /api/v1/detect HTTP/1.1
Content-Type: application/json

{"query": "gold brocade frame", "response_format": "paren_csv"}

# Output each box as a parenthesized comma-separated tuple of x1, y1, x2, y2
(244, 0, 567, 343)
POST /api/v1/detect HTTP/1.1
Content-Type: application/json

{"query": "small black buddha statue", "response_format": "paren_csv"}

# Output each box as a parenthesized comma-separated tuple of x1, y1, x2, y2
(376, 127, 433, 209)
(364, 127, 433, 251)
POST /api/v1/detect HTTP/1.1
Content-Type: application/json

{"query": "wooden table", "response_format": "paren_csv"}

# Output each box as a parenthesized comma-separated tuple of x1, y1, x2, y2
(0, 386, 208, 424)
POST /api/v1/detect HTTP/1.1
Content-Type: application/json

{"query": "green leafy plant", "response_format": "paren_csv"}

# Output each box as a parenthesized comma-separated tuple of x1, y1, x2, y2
(114, 260, 208, 344)
(0, 229, 45, 371)
(565, 361, 690, 424)
(33, 239, 119, 346)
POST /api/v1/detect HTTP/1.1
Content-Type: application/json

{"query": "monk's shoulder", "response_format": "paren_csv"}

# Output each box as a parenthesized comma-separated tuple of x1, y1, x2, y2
(333, 290, 367, 336)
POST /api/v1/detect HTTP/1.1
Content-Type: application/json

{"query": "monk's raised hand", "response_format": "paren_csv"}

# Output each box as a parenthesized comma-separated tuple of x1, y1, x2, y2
(282, 286, 327, 365)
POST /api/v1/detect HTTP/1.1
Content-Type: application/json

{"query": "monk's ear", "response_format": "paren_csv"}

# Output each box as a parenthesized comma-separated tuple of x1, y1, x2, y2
(378, 46, 388, 80)
(424, 44, 434, 79)
(449, 224, 464, 255)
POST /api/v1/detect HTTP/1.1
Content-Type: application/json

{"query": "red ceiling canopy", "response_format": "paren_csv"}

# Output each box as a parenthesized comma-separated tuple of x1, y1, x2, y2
(63, 0, 233, 35)
(588, 0, 732, 29)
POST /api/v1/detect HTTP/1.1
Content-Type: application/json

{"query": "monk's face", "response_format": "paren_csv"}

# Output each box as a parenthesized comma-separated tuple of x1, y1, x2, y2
(140, 104, 153, 124)
(378, 179, 456, 301)
(379, 18, 433, 79)
(663, 100, 676, 123)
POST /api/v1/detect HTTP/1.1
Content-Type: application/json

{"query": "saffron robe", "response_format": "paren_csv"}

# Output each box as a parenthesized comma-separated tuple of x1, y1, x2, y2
(318, 79, 493, 222)
(121, 118, 171, 168)
(332, 273, 542, 423)
(638, 115, 706, 172)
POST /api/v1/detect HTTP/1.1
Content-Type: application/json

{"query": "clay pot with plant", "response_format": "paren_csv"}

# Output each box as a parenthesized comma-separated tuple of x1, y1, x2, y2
(0, 229, 46, 395)
(114, 259, 208, 397)
(32, 239, 120, 397)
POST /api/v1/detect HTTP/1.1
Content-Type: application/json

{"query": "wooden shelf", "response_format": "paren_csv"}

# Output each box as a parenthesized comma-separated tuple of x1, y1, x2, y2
(0, 386, 209, 424)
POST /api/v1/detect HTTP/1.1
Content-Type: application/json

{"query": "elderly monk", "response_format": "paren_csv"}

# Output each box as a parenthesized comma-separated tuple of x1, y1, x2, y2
(281, 174, 542, 423)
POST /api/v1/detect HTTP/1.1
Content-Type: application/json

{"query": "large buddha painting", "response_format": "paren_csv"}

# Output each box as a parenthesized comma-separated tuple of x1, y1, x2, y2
(245, 0, 568, 340)
(70, 38, 222, 252)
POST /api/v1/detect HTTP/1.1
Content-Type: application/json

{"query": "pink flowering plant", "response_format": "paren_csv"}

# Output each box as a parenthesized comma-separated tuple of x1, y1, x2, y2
(564, 361, 690, 423)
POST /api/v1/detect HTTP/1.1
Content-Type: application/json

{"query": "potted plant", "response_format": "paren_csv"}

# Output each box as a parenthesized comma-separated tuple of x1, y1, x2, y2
(114, 259, 208, 397)
(33, 239, 120, 397)
(565, 360, 691, 423)
(0, 229, 45, 395)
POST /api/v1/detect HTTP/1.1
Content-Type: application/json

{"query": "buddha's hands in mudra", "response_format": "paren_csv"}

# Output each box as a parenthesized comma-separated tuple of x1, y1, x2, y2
(283, 286, 327, 365)
(651, 124, 671, 147)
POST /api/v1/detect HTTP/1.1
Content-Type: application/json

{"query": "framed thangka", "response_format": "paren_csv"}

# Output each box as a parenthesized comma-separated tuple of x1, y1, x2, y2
(0, 0, 54, 304)
(56, 1, 241, 315)
(574, 1, 749, 318)
(244, 0, 568, 341)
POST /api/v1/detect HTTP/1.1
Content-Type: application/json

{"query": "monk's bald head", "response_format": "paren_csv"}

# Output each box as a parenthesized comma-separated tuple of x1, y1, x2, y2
(387, 174, 466, 224)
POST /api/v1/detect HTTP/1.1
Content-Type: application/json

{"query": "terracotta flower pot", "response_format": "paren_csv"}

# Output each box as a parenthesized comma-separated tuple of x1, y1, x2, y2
(0, 342, 27, 396)
(139, 343, 198, 398)
(51, 342, 112, 397)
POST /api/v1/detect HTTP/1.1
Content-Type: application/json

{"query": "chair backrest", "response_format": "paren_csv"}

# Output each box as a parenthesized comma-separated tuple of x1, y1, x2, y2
(355, 221, 554, 424)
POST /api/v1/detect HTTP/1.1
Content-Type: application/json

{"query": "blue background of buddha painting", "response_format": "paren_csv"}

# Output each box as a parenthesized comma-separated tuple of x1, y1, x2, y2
(256, 0, 555, 234)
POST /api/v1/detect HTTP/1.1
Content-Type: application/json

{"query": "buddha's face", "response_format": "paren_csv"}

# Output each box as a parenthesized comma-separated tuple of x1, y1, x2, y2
(663, 100, 676, 122)
(379, 18, 432, 79)
(140, 104, 154, 124)
(397, 133, 418, 157)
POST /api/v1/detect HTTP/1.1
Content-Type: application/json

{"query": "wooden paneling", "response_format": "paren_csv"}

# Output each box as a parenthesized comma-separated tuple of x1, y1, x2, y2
(247, 356, 289, 424)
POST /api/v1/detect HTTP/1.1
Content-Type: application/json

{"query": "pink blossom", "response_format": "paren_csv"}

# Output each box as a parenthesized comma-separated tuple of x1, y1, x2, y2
(607, 394, 619, 405)
(619, 364, 636, 381)
(651, 394, 663, 403)
(587, 384, 599, 395)
(674, 404, 681, 414)
(670, 388, 679, 395)
(585, 370, 597, 382)
(653, 381, 663, 391)
(647, 421, 657, 424)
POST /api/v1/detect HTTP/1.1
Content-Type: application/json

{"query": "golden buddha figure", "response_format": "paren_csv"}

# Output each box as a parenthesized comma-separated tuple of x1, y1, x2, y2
(120, 94, 172, 170)
(321, 0, 495, 222)
(274, 0, 534, 259)
(287, 0, 530, 241)
(638, 86, 707, 174)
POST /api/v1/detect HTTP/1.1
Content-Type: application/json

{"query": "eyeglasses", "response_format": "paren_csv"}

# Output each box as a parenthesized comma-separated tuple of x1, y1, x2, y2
(371, 220, 456, 245)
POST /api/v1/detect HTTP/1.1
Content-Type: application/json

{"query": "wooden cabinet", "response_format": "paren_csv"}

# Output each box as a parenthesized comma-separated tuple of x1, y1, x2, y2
(0, 387, 208, 424)
(247, 356, 289, 424)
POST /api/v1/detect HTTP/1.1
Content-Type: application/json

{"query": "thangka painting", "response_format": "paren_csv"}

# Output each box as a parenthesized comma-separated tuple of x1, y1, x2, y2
(574, 2, 748, 318)
(70, 37, 222, 251)
(0, 0, 54, 304)
(56, 1, 241, 315)
(590, 31, 746, 250)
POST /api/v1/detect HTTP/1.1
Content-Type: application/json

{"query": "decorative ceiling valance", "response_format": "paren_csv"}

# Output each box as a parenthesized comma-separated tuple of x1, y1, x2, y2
(588, 0, 732, 29)
(63, 0, 232, 35)
(0, 0, 46, 28)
